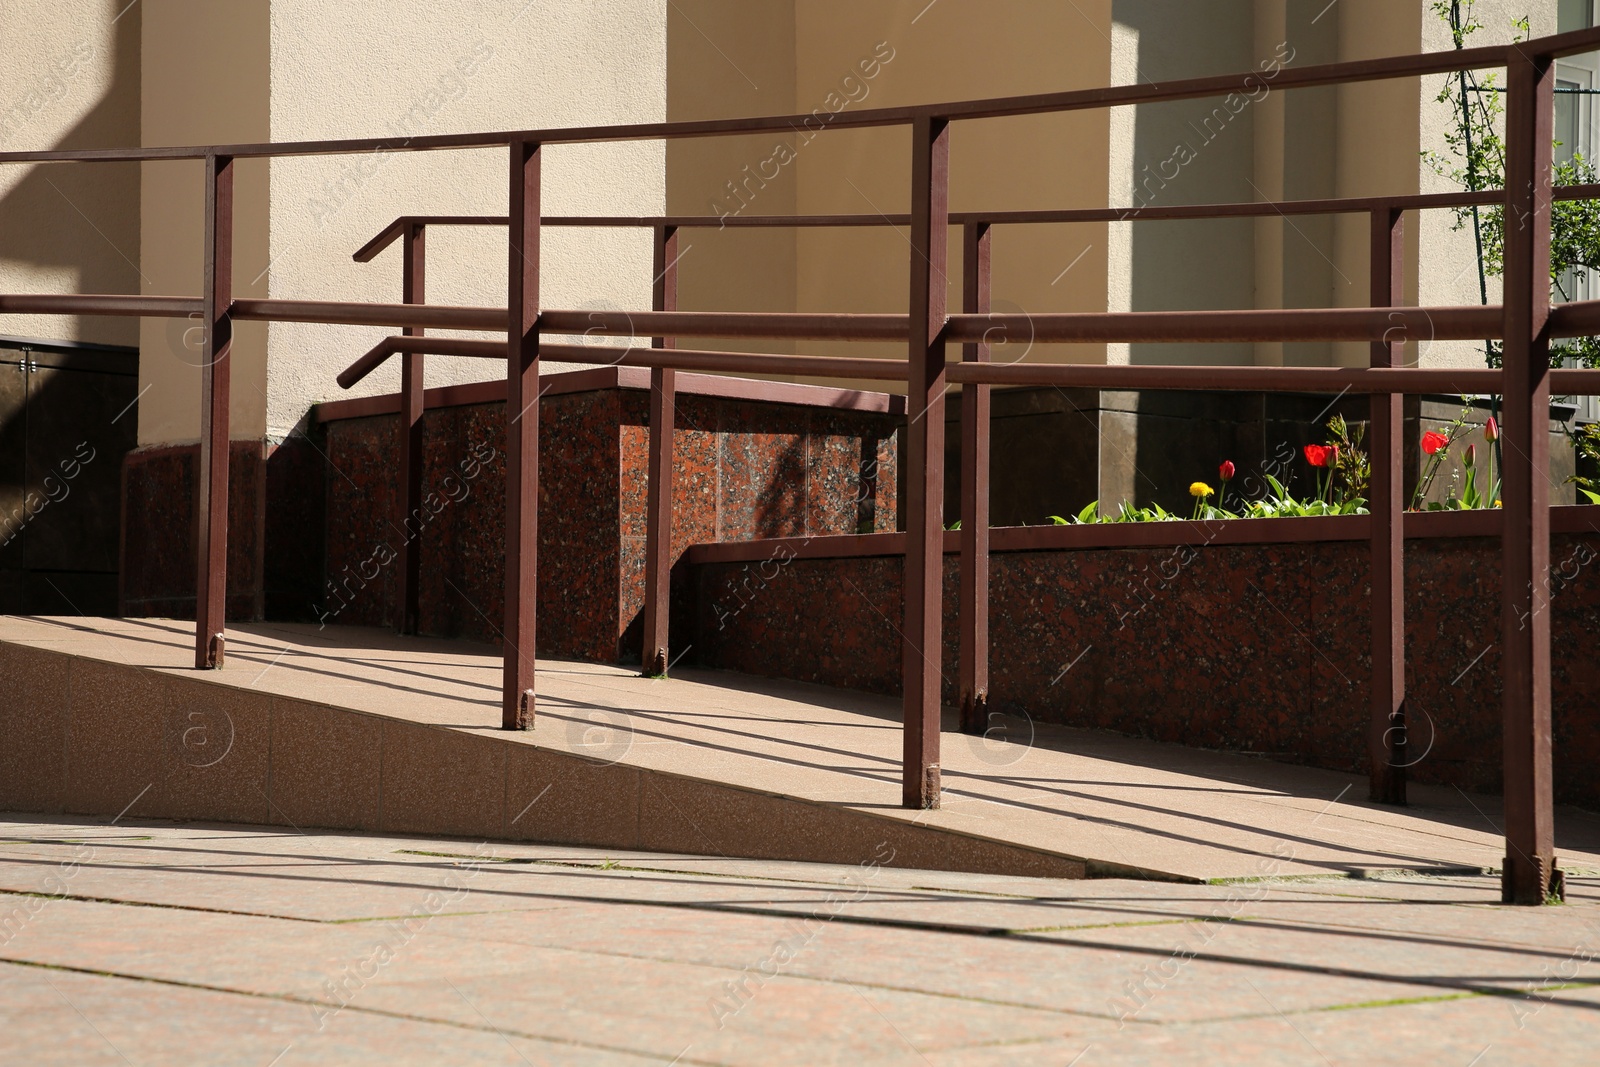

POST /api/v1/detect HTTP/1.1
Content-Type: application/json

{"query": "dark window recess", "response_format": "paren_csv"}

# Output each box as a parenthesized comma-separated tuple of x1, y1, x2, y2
(0, 338, 138, 615)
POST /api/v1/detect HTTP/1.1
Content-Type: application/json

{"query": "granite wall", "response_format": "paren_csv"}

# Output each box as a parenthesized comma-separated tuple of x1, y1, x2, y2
(121, 438, 323, 623)
(690, 531, 1600, 805)
(314, 382, 900, 663)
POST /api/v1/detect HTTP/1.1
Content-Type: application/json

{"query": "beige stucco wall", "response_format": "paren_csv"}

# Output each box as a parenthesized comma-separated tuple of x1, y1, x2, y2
(792, 1, 1112, 370)
(0, 0, 140, 348)
(664, 0, 1116, 381)
(137, 0, 271, 446)
(666, 0, 799, 355)
(265, 0, 668, 439)
(1329, 0, 1425, 367)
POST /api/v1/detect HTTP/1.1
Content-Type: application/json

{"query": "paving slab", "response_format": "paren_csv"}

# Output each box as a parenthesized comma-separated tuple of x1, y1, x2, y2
(1, 820, 1599, 1065)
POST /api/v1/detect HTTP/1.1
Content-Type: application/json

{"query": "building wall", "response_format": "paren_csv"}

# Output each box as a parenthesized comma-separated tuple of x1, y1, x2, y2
(666, 0, 800, 354)
(137, 0, 271, 447)
(792, 1, 1114, 370)
(0, 0, 141, 348)
(264, 0, 669, 440)
(2, 1, 1581, 426)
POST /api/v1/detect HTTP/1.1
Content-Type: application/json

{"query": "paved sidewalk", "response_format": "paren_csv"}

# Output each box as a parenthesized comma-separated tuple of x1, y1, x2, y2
(1, 816, 1598, 1065)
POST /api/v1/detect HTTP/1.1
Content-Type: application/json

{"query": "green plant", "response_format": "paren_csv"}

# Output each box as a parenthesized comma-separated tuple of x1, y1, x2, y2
(1055, 476, 1368, 525)
(1325, 415, 1370, 505)
(1424, 1, 1600, 369)
(1411, 402, 1504, 510)
(1568, 421, 1600, 503)
(1412, 404, 1474, 508)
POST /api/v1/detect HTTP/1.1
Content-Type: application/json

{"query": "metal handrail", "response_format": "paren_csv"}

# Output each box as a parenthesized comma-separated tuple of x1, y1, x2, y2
(0, 22, 1591, 900)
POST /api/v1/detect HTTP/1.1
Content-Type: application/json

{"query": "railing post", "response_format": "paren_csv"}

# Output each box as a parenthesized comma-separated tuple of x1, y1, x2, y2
(1369, 206, 1406, 804)
(396, 221, 426, 635)
(1500, 49, 1559, 903)
(195, 153, 233, 669)
(642, 225, 679, 677)
(903, 115, 951, 809)
(958, 222, 991, 735)
(503, 141, 541, 730)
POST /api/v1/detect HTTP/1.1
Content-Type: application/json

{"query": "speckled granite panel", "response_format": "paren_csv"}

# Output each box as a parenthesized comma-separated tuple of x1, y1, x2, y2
(689, 534, 1600, 805)
(614, 392, 899, 663)
(716, 401, 808, 541)
(695, 552, 907, 696)
(263, 436, 324, 621)
(415, 403, 507, 646)
(539, 390, 623, 661)
(121, 442, 265, 622)
(321, 418, 396, 630)
(320, 385, 900, 665)
(1551, 532, 1600, 805)
(1404, 538, 1504, 793)
(669, 394, 722, 558)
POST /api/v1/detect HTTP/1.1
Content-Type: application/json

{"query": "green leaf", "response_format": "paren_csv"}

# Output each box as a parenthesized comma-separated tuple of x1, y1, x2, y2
(1077, 500, 1101, 523)
(1580, 488, 1600, 506)
(1048, 515, 1069, 526)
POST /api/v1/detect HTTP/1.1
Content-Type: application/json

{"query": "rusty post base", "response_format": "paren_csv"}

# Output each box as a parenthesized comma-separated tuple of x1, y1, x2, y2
(959, 689, 987, 736)
(903, 765, 941, 810)
(1502, 855, 1563, 905)
(1369, 765, 1406, 806)
(505, 688, 535, 731)
(642, 647, 669, 679)
(200, 632, 226, 670)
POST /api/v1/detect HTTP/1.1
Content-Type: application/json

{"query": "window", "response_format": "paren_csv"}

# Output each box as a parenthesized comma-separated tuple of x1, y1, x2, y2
(1558, 1, 1600, 415)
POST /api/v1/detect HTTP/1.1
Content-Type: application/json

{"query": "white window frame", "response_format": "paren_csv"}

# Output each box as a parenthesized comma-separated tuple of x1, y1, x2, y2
(1557, 4, 1600, 420)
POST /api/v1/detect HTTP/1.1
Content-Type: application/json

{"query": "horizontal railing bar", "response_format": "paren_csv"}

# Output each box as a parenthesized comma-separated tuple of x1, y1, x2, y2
(540, 344, 908, 380)
(1548, 298, 1600, 338)
(20, 296, 1600, 370)
(340, 333, 1600, 398)
(947, 362, 1504, 394)
(0, 294, 202, 318)
(13, 33, 1599, 165)
(354, 186, 1600, 250)
(539, 310, 910, 342)
(336, 334, 911, 389)
(229, 298, 505, 331)
(945, 306, 1504, 344)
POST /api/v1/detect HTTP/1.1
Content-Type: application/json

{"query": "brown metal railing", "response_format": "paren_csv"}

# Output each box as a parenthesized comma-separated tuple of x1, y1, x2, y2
(5, 27, 1600, 902)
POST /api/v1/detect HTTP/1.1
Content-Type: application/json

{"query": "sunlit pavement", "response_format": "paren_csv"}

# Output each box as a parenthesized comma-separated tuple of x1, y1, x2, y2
(1, 815, 1597, 1065)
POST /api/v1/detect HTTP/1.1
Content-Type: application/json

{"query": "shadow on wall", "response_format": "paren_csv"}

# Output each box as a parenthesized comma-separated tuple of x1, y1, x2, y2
(0, 0, 143, 349)
(1111, 0, 1341, 371)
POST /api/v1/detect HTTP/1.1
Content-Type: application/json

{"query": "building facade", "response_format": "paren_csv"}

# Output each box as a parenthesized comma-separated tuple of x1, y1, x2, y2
(0, 0, 1587, 614)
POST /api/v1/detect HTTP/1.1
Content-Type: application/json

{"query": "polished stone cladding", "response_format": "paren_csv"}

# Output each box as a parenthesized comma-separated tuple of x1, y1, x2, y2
(315, 368, 901, 663)
(691, 529, 1600, 805)
(121, 439, 323, 623)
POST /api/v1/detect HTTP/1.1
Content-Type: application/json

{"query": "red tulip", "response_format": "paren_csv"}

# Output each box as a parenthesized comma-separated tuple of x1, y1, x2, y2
(1465, 443, 1477, 466)
(1484, 416, 1499, 442)
(1304, 444, 1330, 468)
(1421, 430, 1450, 456)
(1219, 460, 1235, 482)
